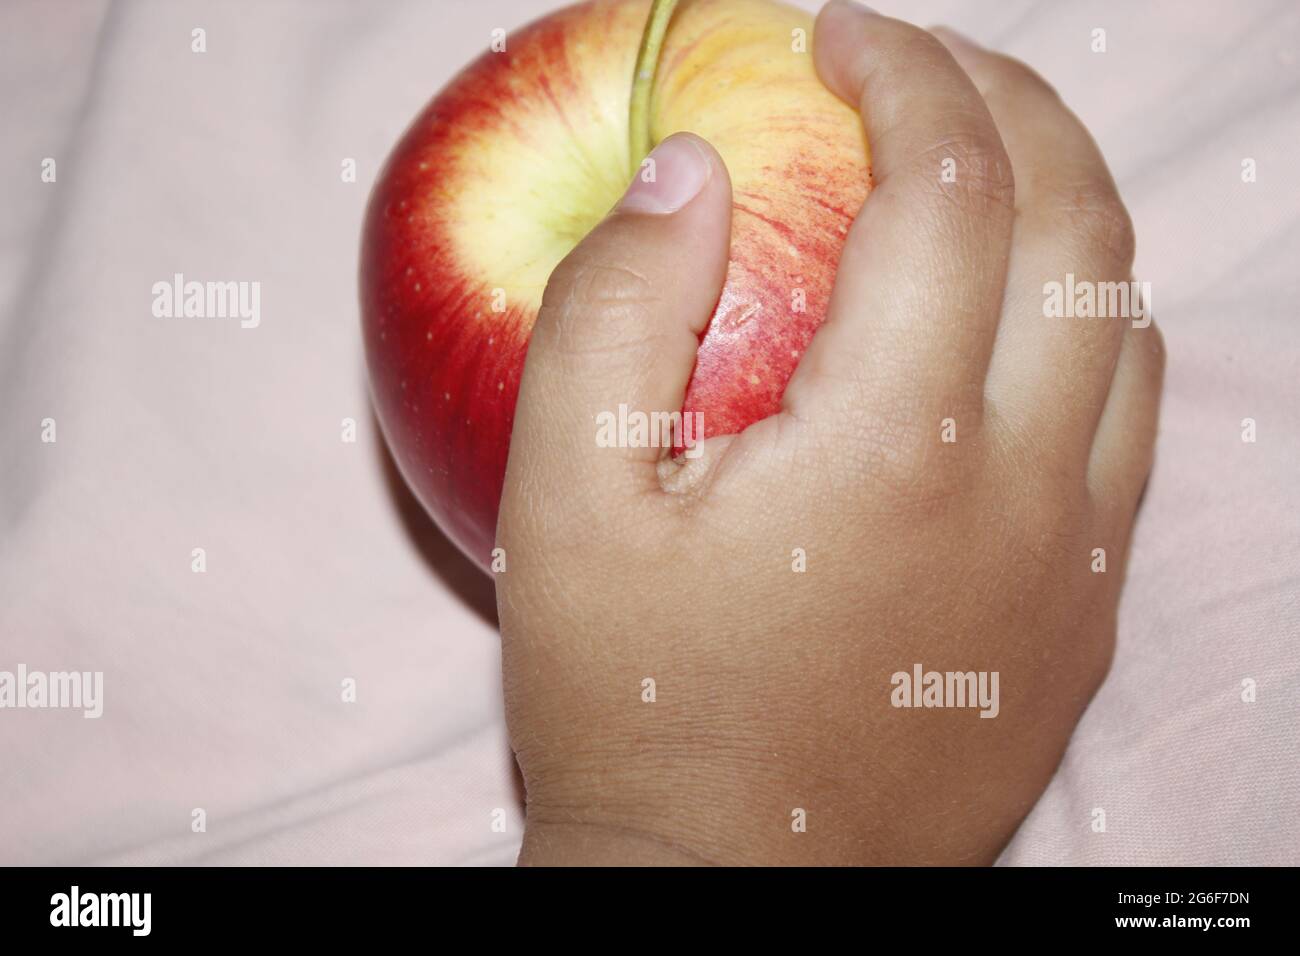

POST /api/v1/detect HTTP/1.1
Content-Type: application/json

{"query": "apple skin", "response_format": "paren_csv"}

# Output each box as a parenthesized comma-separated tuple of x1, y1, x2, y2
(361, 0, 870, 570)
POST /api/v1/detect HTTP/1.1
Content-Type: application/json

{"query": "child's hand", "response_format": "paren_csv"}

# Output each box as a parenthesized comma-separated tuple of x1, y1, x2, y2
(496, 0, 1163, 865)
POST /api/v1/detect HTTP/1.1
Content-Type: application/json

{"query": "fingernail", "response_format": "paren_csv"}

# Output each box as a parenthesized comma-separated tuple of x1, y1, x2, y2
(619, 134, 711, 215)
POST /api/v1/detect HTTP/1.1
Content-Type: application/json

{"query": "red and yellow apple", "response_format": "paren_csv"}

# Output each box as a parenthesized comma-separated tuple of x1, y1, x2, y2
(361, 0, 870, 570)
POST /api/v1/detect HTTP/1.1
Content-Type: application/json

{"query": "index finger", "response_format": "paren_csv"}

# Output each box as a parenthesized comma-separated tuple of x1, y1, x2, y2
(784, 1, 1016, 435)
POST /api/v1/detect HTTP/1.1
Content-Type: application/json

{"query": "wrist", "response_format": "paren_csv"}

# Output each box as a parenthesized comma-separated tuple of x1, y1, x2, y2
(518, 820, 717, 866)
(513, 754, 857, 866)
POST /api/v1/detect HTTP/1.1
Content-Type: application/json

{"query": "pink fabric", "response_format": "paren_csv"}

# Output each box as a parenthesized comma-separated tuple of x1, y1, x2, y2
(1, 0, 1296, 865)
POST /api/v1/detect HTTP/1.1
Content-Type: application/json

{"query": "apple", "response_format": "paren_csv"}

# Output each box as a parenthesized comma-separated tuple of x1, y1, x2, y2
(361, 0, 870, 570)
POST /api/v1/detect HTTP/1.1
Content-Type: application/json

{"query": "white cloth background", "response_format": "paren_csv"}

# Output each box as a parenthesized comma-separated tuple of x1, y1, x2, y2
(1, 0, 1296, 866)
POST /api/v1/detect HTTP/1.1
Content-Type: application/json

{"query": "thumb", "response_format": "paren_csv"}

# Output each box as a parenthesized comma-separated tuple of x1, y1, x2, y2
(504, 132, 732, 516)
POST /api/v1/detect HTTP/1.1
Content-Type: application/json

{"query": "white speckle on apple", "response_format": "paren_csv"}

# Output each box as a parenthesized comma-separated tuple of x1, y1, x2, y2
(498, 381, 504, 391)
(405, 266, 414, 276)
(426, 331, 432, 341)
(414, 282, 421, 292)
(444, 392, 450, 401)
(487, 337, 494, 346)
(418, 161, 428, 171)
(791, 350, 800, 358)
(749, 374, 761, 385)
(400, 380, 407, 390)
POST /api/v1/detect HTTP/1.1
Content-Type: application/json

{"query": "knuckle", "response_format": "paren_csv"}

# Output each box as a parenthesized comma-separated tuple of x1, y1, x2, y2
(1055, 183, 1136, 269)
(987, 415, 1087, 519)
(864, 32, 1017, 220)
(828, 407, 975, 516)
(897, 25, 952, 69)
(538, 254, 664, 359)
(917, 130, 1016, 217)
(1016, 492, 1089, 571)
(554, 252, 657, 308)
(998, 421, 1081, 504)
(868, 421, 936, 494)
(985, 55, 1059, 106)
(866, 27, 949, 98)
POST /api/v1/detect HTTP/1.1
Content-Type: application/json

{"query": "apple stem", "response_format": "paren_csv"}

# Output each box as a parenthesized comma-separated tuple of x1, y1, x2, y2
(629, 0, 680, 178)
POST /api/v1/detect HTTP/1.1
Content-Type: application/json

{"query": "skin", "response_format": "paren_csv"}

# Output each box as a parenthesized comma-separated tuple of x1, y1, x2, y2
(497, 0, 1164, 866)
(361, 0, 868, 570)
